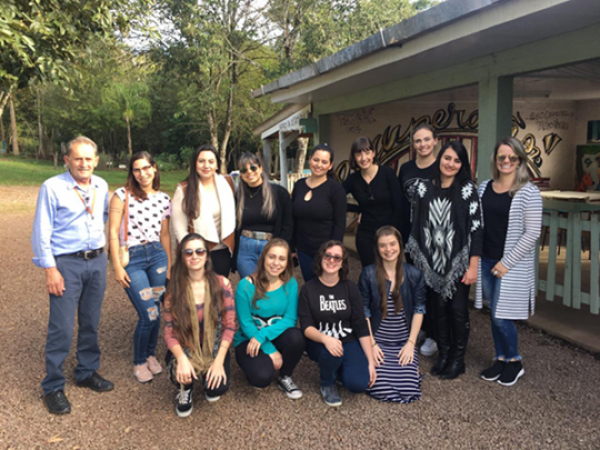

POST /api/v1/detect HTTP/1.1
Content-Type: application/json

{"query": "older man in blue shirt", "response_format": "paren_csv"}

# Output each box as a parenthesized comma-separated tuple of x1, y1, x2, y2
(32, 136, 114, 415)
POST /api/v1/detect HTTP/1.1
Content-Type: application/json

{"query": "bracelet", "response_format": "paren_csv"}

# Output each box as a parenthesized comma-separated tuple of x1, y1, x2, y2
(372, 342, 378, 348)
(407, 339, 416, 346)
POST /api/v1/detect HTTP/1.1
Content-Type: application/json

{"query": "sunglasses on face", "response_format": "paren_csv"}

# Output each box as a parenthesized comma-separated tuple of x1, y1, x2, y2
(183, 248, 207, 257)
(323, 253, 343, 263)
(132, 165, 153, 175)
(497, 155, 520, 164)
(240, 165, 259, 174)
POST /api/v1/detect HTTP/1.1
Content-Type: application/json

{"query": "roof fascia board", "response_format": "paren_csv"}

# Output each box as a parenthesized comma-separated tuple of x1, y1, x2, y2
(311, 22, 600, 116)
(270, 0, 569, 104)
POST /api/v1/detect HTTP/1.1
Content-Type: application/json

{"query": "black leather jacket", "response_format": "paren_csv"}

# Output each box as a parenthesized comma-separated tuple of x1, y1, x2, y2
(358, 262, 426, 335)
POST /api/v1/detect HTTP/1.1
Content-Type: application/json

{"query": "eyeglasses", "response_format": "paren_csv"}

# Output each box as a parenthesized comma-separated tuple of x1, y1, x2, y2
(132, 165, 153, 175)
(240, 165, 259, 174)
(183, 248, 207, 257)
(497, 155, 520, 164)
(323, 253, 343, 263)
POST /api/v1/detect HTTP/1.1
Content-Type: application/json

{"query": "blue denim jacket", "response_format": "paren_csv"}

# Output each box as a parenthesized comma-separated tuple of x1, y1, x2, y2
(358, 263, 426, 335)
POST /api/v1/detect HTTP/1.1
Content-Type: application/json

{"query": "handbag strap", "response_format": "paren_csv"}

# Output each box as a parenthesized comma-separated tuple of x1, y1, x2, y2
(123, 188, 129, 247)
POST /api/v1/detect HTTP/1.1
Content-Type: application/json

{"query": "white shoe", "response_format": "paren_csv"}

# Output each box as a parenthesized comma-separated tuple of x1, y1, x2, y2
(420, 338, 438, 356)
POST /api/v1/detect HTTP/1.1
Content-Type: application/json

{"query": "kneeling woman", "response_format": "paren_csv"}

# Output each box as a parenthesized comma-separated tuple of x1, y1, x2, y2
(299, 241, 376, 407)
(359, 226, 425, 403)
(163, 234, 236, 418)
(234, 239, 305, 399)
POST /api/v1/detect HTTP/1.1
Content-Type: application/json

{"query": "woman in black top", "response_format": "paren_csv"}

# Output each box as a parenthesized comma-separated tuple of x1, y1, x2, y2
(406, 141, 483, 380)
(292, 144, 347, 281)
(343, 137, 402, 267)
(235, 153, 293, 279)
(298, 240, 376, 407)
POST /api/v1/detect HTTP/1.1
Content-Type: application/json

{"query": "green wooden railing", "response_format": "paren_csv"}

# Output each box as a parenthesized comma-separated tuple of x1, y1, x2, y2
(537, 199, 600, 315)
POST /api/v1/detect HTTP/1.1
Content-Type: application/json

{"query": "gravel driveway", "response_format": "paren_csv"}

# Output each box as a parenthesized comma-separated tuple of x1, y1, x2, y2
(1, 186, 598, 449)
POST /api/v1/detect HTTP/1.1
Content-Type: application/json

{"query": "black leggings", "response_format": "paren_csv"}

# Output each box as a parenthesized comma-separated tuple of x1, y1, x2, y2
(356, 228, 376, 268)
(235, 327, 305, 388)
(210, 248, 232, 277)
(166, 351, 231, 397)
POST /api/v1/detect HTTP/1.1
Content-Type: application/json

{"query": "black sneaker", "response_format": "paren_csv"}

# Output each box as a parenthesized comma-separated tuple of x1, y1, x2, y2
(278, 376, 302, 400)
(76, 372, 114, 392)
(176, 385, 193, 417)
(480, 360, 505, 381)
(497, 361, 525, 386)
(44, 390, 71, 415)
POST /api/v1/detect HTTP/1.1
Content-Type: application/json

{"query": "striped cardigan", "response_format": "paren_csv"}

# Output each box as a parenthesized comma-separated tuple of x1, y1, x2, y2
(475, 180, 542, 320)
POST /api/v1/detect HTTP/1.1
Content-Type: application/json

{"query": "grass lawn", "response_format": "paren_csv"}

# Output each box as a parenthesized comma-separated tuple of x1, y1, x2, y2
(0, 156, 188, 193)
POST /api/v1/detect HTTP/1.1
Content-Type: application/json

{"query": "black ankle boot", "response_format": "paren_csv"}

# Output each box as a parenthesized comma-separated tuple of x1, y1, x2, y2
(430, 355, 449, 376)
(440, 359, 465, 379)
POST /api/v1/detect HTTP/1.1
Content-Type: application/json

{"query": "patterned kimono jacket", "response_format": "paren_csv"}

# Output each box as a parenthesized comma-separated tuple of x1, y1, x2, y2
(406, 179, 484, 299)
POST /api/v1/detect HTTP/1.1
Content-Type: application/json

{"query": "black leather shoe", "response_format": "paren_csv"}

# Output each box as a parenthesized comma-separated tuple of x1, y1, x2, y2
(430, 355, 449, 376)
(76, 372, 115, 392)
(44, 390, 71, 415)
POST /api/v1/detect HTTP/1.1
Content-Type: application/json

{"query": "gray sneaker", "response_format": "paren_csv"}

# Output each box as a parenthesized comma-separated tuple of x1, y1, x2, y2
(420, 337, 438, 356)
(278, 376, 303, 400)
(320, 384, 342, 407)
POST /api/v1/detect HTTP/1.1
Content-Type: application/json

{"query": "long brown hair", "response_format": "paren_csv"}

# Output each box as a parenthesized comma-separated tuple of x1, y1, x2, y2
(251, 238, 294, 308)
(167, 233, 224, 350)
(349, 136, 376, 171)
(182, 144, 220, 219)
(125, 151, 160, 201)
(374, 226, 404, 320)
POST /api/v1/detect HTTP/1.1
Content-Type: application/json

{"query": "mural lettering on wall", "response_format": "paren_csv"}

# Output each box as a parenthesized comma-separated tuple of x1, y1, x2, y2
(335, 103, 564, 182)
(528, 110, 573, 132)
(337, 107, 377, 134)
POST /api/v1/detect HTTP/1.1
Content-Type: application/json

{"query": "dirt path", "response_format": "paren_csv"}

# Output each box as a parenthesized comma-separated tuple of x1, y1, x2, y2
(1, 186, 598, 449)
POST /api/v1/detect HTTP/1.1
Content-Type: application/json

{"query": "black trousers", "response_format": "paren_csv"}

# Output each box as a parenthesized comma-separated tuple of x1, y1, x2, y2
(429, 281, 471, 360)
(210, 248, 232, 277)
(166, 350, 231, 397)
(235, 327, 305, 388)
(355, 228, 376, 268)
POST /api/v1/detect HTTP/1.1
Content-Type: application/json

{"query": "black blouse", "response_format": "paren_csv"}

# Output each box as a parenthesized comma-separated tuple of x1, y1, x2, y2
(342, 165, 402, 232)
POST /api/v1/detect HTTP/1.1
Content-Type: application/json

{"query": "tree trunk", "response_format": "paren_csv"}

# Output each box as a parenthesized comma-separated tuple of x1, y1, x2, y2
(207, 110, 220, 155)
(0, 90, 11, 122)
(0, 109, 5, 144)
(125, 116, 132, 158)
(9, 97, 19, 156)
(37, 89, 46, 159)
(296, 137, 309, 174)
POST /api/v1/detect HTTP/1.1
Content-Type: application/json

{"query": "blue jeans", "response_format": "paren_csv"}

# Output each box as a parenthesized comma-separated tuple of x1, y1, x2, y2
(306, 339, 369, 392)
(42, 252, 107, 395)
(481, 257, 521, 361)
(124, 242, 168, 365)
(236, 235, 268, 280)
(298, 251, 315, 282)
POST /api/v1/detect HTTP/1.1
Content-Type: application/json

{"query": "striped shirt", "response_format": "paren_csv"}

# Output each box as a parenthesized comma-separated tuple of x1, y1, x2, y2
(475, 180, 542, 320)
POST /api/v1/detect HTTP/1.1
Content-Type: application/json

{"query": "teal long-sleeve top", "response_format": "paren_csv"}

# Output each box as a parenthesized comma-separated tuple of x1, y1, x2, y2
(234, 277, 299, 355)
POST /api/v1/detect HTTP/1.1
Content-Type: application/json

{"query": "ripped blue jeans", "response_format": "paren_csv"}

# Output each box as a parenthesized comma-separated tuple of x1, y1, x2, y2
(125, 242, 168, 365)
(481, 257, 521, 361)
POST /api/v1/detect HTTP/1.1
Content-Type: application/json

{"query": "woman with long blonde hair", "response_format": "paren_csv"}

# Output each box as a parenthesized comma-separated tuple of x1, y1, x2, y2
(163, 233, 236, 417)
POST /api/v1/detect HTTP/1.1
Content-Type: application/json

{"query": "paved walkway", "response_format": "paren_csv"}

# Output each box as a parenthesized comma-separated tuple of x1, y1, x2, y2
(1, 187, 598, 449)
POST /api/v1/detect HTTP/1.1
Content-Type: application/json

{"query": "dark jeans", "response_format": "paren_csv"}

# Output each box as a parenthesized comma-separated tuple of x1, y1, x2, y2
(235, 327, 305, 387)
(356, 228, 376, 268)
(298, 251, 315, 282)
(305, 338, 369, 392)
(210, 248, 232, 277)
(166, 351, 231, 397)
(42, 252, 107, 395)
(481, 257, 520, 360)
(124, 242, 168, 365)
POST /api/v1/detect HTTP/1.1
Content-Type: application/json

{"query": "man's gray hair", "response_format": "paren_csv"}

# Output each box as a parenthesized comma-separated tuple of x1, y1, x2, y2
(67, 136, 98, 156)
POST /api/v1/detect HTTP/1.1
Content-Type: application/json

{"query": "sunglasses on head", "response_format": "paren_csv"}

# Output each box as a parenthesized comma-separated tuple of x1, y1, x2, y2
(497, 155, 520, 164)
(240, 165, 259, 174)
(183, 248, 207, 257)
(323, 253, 343, 262)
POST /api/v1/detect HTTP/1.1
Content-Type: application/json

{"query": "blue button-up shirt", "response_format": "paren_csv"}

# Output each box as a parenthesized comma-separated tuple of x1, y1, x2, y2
(31, 171, 109, 269)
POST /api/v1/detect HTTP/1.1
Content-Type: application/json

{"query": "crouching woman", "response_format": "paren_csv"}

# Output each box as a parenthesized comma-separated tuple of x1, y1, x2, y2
(298, 240, 376, 407)
(163, 234, 236, 417)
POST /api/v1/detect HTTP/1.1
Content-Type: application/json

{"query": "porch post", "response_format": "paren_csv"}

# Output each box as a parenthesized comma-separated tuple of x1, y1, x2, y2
(263, 139, 272, 176)
(477, 76, 513, 182)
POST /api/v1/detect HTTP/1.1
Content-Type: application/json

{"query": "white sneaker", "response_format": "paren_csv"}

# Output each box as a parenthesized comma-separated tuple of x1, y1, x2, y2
(205, 393, 221, 402)
(420, 338, 438, 356)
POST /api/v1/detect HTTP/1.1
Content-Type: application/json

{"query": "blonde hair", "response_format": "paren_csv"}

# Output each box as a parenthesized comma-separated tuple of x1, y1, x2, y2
(490, 137, 531, 196)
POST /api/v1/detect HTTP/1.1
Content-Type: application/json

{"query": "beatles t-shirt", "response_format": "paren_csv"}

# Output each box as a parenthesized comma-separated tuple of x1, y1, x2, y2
(298, 278, 369, 344)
